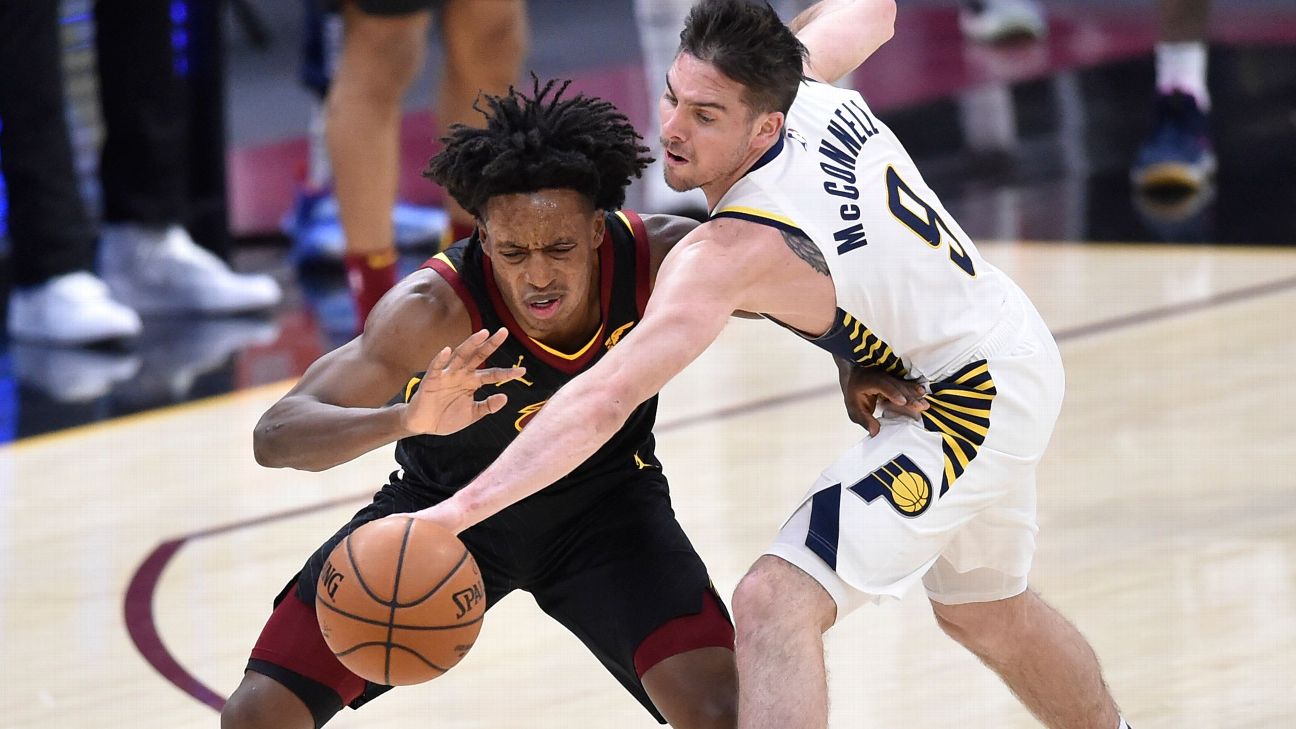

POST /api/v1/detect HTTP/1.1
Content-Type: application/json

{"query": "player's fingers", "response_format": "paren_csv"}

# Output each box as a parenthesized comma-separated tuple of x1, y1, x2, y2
(879, 381, 910, 407)
(446, 329, 492, 370)
(470, 327, 511, 367)
(428, 345, 453, 372)
(476, 327, 511, 363)
(474, 393, 509, 418)
(861, 410, 880, 437)
(475, 366, 526, 386)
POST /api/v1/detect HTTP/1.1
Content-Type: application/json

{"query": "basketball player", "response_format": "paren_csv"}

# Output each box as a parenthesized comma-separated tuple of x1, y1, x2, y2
(222, 76, 919, 729)
(408, 2, 1134, 728)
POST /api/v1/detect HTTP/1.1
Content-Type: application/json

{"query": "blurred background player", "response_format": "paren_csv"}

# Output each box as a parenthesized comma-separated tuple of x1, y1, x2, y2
(0, 0, 280, 348)
(321, 0, 527, 333)
(958, 0, 1047, 44)
(281, 1, 446, 265)
(1131, 0, 1216, 193)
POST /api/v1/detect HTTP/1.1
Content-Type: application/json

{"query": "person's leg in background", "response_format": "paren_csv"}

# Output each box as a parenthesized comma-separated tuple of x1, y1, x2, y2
(958, 0, 1047, 44)
(94, 0, 281, 316)
(0, 0, 140, 346)
(1131, 0, 1214, 191)
(633, 0, 707, 216)
(285, 1, 446, 267)
(327, 1, 431, 331)
(435, 0, 527, 247)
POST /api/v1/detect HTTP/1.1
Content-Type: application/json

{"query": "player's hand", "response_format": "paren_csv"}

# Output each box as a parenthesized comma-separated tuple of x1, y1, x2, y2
(841, 366, 928, 437)
(401, 328, 526, 436)
(404, 499, 469, 535)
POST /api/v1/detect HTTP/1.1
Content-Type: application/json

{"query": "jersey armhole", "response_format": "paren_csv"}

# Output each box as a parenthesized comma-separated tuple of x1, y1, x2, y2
(424, 253, 483, 332)
(618, 209, 652, 317)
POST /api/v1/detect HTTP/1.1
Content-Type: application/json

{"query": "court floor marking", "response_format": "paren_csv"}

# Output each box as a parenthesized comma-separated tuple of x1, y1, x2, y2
(122, 271, 1296, 712)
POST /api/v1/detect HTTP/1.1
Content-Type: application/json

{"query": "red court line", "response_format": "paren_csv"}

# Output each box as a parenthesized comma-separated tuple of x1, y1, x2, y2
(123, 271, 1296, 712)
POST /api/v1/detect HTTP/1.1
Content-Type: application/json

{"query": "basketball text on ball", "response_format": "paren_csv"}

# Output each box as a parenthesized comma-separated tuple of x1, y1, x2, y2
(322, 559, 345, 600)
(453, 584, 482, 619)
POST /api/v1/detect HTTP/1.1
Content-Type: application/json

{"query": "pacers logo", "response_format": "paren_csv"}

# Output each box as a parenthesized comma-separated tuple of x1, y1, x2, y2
(847, 454, 933, 517)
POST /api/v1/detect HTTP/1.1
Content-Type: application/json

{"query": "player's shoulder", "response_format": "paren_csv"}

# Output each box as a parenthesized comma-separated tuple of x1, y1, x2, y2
(688, 217, 787, 260)
(362, 268, 474, 359)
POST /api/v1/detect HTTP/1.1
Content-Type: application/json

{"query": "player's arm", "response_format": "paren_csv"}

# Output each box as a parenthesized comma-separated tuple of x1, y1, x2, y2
(411, 231, 760, 534)
(253, 272, 522, 472)
(642, 212, 761, 318)
(790, 0, 897, 84)
(642, 213, 700, 290)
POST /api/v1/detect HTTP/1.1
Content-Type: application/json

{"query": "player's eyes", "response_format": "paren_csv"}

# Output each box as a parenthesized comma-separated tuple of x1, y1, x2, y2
(500, 251, 526, 261)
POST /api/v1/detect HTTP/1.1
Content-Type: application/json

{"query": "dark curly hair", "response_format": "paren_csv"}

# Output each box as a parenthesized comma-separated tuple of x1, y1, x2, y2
(424, 76, 652, 219)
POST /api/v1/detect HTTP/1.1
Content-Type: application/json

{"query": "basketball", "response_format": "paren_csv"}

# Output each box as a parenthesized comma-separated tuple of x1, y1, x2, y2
(890, 472, 930, 514)
(315, 516, 486, 686)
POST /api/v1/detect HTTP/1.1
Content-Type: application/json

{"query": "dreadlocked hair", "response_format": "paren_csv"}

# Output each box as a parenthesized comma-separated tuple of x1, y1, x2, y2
(424, 76, 652, 219)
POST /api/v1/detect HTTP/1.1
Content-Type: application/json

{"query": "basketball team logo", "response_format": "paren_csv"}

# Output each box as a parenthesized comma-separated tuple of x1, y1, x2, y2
(514, 400, 547, 431)
(604, 321, 635, 349)
(847, 454, 933, 516)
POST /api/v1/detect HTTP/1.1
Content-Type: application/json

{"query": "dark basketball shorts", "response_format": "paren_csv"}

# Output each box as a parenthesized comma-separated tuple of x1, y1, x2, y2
(247, 473, 733, 727)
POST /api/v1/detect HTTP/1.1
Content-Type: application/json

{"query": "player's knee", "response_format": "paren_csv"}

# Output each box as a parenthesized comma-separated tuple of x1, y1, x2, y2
(221, 674, 314, 729)
(220, 687, 274, 729)
(675, 691, 737, 729)
(930, 591, 1031, 654)
(732, 567, 782, 633)
(341, 20, 427, 97)
(444, 7, 527, 79)
(733, 558, 833, 639)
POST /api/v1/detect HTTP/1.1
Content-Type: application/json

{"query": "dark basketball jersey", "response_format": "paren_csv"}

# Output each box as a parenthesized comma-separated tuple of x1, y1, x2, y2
(396, 210, 659, 498)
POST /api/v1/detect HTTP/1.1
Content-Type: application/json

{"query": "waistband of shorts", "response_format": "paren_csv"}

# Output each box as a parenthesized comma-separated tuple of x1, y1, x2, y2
(930, 290, 1029, 382)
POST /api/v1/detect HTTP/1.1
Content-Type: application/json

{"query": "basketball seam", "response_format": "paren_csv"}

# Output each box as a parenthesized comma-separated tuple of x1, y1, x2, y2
(315, 596, 485, 630)
(399, 548, 471, 608)
(343, 529, 390, 606)
(332, 642, 452, 676)
(384, 518, 416, 685)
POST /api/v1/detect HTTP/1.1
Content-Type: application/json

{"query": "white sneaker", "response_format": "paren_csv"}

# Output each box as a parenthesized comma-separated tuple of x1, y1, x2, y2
(11, 343, 142, 402)
(100, 224, 282, 315)
(7, 271, 143, 346)
(959, 0, 1047, 44)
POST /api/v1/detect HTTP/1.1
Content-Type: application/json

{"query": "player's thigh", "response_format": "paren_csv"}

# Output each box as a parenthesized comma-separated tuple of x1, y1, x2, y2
(529, 478, 730, 717)
(767, 417, 991, 620)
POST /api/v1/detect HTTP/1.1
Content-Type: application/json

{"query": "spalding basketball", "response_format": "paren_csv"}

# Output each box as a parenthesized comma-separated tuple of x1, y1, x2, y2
(315, 516, 485, 685)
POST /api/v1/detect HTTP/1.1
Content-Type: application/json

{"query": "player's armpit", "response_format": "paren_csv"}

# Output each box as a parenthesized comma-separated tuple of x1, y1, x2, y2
(642, 213, 702, 289)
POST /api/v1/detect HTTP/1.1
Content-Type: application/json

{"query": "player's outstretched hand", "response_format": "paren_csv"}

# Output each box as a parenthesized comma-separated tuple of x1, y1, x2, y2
(402, 328, 526, 436)
(842, 365, 928, 437)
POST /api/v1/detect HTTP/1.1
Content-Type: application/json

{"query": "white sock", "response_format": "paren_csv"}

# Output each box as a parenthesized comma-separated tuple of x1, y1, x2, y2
(1156, 41, 1210, 111)
(306, 101, 332, 191)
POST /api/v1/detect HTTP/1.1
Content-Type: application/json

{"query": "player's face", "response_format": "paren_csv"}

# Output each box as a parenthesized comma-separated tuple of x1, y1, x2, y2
(480, 190, 605, 343)
(659, 53, 780, 197)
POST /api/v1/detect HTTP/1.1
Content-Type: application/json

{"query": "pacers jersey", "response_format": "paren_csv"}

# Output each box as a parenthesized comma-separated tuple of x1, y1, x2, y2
(711, 80, 1028, 381)
(395, 210, 659, 497)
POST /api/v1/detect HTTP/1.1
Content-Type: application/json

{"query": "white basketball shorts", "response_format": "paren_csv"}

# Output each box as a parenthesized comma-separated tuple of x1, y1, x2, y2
(767, 298, 1065, 619)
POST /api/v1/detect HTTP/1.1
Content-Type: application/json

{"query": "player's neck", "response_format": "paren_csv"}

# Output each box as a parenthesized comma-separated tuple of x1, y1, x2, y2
(703, 134, 781, 211)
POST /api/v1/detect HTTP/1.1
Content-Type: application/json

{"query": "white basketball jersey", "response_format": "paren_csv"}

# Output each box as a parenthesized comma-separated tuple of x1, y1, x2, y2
(712, 81, 1027, 381)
